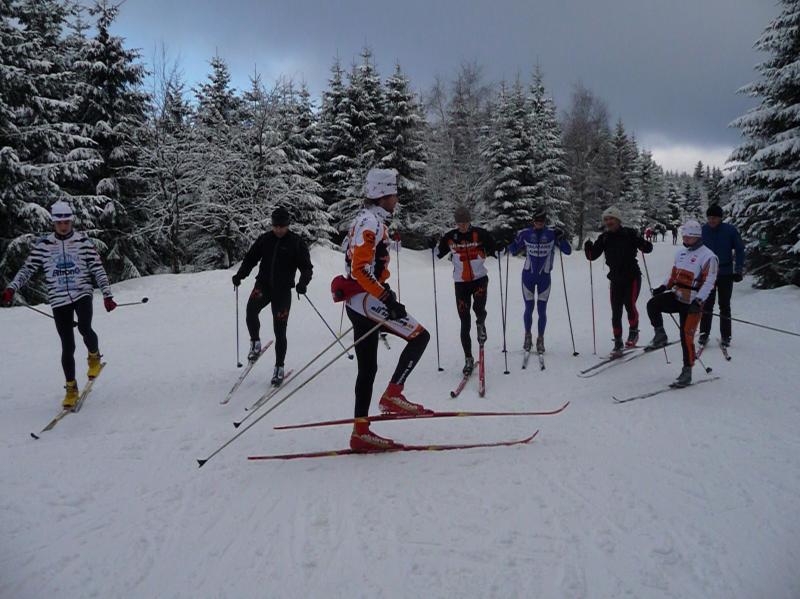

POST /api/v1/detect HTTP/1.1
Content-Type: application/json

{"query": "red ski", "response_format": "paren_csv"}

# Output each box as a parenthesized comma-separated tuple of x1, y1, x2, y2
(274, 401, 569, 430)
(248, 431, 539, 461)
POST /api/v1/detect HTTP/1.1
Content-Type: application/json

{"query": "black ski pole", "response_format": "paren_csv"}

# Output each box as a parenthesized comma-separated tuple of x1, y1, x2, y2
(304, 294, 354, 359)
(640, 252, 670, 364)
(498, 252, 510, 375)
(558, 249, 579, 356)
(394, 233, 401, 301)
(15, 297, 77, 327)
(235, 286, 242, 368)
(711, 313, 800, 338)
(431, 247, 444, 371)
(589, 259, 597, 355)
(115, 297, 149, 307)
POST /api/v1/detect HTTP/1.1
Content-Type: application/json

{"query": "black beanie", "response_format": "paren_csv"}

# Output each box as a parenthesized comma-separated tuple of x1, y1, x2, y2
(272, 207, 291, 226)
(706, 204, 724, 218)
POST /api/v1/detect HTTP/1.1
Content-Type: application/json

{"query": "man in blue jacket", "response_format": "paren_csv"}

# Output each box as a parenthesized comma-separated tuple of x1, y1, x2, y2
(699, 204, 745, 347)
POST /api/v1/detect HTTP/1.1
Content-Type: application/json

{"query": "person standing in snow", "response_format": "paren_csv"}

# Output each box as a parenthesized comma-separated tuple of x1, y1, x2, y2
(434, 205, 497, 375)
(698, 205, 745, 348)
(584, 206, 653, 356)
(332, 168, 431, 452)
(232, 207, 313, 386)
(1, 201, 117, 408)
(644, 220, 719, 387)
(507, 209, 571, 354)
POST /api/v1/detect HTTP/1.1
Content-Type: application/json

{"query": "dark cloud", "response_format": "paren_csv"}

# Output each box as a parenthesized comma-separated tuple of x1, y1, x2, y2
(112, 0, 776, 161)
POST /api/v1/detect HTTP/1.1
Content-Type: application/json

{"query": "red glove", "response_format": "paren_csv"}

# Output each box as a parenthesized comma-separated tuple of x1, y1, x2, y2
(392, 232, 401, 242)
(1, 288, 14, 307)
(104, 297, 117, 312)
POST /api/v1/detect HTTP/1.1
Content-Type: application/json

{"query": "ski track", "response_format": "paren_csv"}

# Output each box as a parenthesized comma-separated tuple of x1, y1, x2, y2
(1, 244, 799, 598)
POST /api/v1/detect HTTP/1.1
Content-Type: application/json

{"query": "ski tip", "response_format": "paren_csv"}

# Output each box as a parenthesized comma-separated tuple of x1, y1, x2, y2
(30, 432, 40, 440)
(197, 459, 207, 468)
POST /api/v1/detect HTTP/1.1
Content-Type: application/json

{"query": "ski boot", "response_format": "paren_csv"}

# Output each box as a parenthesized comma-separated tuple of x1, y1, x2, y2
(523, 332, 533, 352)
(270, 366, 285, 387)
(476, 322, 487, 346)
(610, 336, 624, 358)
(672, 366, 692, 388)
(720, 336, 731, 348)
(248, 339, 262, 363)
(646, 327, 668, 351)
(87, 351, 102, 378)
(536, 336, 545, 354)
(625, 328, 639, 349)
(698, 332, 709, 347)
(379, 383, 432, 415)
(350, 418, 401, 452)
(63, 380, 79, 409)
(463, 356, 475, 376)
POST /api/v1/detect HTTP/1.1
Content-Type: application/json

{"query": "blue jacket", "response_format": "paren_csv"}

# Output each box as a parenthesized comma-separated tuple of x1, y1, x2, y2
(508, 227, 571, 276)
(701, 222, 744, 276)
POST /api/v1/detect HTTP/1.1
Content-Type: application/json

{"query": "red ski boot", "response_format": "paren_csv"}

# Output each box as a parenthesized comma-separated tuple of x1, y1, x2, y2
(378, 383, 432, 415)
(350, 419, 402, 452)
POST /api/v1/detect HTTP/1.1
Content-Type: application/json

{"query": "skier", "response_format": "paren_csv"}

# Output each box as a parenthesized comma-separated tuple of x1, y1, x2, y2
(671, 225, 678, 245)
(435, 205, 497, 375)
(584, 206, 653, 356)
(232, 206, 313, 386)
(699, 205, 745, 348)
(1, 201, 117, 407)
(644, 220, 719, 387)
(332, 168, 431, 451)
(507, 209, 571, 354)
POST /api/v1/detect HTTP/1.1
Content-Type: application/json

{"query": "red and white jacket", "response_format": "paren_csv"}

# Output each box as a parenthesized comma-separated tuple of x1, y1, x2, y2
(343, 205, 392, 300)
(662, 243, 719, 304)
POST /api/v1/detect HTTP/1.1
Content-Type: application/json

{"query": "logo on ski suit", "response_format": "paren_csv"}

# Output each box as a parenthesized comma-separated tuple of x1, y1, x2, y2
(52, 252, 80, 290)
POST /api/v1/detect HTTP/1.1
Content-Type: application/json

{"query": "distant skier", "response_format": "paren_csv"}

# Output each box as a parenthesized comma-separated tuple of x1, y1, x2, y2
(507, 209, 571, 354)
(645, 220, 719, 387)
(232, 206, 313, 386)
(1, 201, 117, 407)
(332, 168, 431, 451)
(699, 205, 745, 348)
(435, 205, 497, 375)
(584, 206, 653, 356)
(671, 225, 678, 245)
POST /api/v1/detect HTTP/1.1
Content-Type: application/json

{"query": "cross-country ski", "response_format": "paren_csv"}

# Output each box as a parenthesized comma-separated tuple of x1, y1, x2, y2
(219, 340, 273, 404)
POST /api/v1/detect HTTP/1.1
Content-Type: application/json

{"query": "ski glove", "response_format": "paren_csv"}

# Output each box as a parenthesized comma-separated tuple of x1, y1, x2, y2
(688, 299, 703, 314)
(232, 273, 242, 288)
(295, 282, 307, 295)
(427, 236, 438, 250)
(1, 288, 13, 307)
(651, 285, 667, 296)
(733, 273, 743, 283)
(553, 228, 564, 241)
(104, 297, 117, 312)
(384, 295, 407, 321)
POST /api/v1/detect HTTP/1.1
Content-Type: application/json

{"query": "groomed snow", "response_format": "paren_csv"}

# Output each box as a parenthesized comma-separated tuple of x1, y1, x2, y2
(1, 241, 799, 598)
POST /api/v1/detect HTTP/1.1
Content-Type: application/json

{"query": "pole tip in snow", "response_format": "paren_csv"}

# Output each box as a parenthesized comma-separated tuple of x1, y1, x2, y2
(573, 352, 580, 357)
(348, 354, 354, 360)
(504, 370, 510, 375)
(141, 297, 149, 303)
(197, 459, 207, 468)
(30, 432, 40, 440)
(237, 363, 243, 368)
(438, 367, 444, 372)
(233, 421, 241, 428)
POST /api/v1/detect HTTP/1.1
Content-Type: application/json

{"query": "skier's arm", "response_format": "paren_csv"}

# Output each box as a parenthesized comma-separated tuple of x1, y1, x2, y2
(481, 228, 498, 257)
(9, 240, 46, 291)
(351, 229, 390, 300)
(236, 236, 263, 279)
(84, 238, 113, 298)
(555, 230, 572, 255)
(585, 234, 604, 260)
(696, 255, 719, 303)
(733, 227, 745, 274)
(296, 238, 313, 289)
(507, 232, 523, 256)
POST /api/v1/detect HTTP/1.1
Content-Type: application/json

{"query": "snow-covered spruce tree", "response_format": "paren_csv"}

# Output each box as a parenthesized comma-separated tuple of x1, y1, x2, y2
(682, 178, 703, 218)
(608, 120, 644, 228)
(481, 80, 536, 240)
(727, 0, 800, 286)
(528, 66, 572, 233)
(330, 48, 387, 233)
(380, 63, 429, 239)
(665, 182, 683, 228)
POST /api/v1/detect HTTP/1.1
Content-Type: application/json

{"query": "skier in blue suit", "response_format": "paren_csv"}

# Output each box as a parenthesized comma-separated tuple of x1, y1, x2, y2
(507, 210, 572, 353)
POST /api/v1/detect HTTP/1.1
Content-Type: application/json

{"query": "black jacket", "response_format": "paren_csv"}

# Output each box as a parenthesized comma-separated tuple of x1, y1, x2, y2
(586, 227, 653, 281)
(237, 231, 313, 290)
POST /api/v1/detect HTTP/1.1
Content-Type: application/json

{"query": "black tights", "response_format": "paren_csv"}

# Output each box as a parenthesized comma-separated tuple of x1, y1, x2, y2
(347, 307, 430, 418)
(53, 295, 99, 382)
(455, 277, 488, 359)
(246, 286, 292, 366)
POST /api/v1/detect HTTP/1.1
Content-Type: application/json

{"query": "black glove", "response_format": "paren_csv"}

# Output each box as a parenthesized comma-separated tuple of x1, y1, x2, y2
(553, 229, 564, 241)
(382, 289, 407, 321)
(427, 236, 438, 250)
(583, 240, 593, 257)
(651, 285, 667, 296)
(689, 299, 703, 314)
(232, 273, 242, 288)
(295, 282, 307, 295)
(733, 273, 743, 283)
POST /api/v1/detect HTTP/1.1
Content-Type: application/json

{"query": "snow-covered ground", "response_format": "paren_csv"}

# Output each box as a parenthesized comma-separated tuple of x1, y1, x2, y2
(1, 241, 799, 599)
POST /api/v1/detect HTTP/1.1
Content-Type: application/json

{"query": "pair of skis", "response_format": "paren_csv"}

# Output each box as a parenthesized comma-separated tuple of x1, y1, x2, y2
(522, 349, 545, 371)
(248, 401, 570, 461)
(220, 340, 273, 404)
(450, 345, 486, 398)
(577, 342, 680, 378)
(31, 363, 107, 439)
(613, 376, 720, 403)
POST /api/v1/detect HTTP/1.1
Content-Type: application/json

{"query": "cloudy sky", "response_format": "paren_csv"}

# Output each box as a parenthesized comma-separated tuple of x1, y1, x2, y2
(110, 0, 776, 173)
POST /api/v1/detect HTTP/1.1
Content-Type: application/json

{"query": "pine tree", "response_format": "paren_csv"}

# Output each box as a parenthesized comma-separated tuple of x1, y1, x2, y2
(381, 63, 429, 235)
(727, 1, 800, 286)
(666, 182, 683, 228)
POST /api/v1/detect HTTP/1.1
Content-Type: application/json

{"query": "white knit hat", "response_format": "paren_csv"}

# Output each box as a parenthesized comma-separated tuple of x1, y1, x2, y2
(681, 220, 702, 237)
(364, 168, 398, 200)
(50, 200, 74, 222)
(602, 206, 622, 222)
